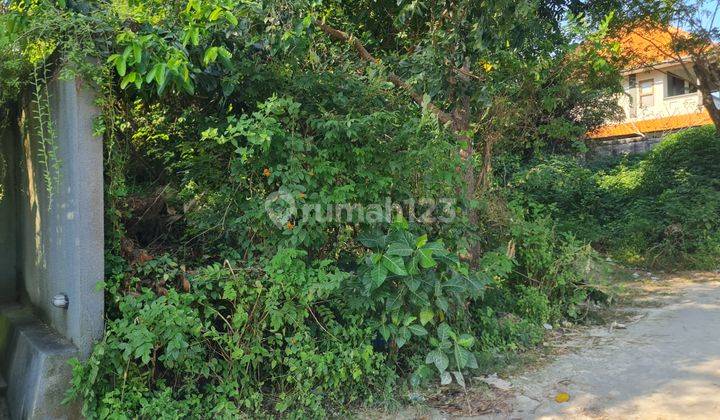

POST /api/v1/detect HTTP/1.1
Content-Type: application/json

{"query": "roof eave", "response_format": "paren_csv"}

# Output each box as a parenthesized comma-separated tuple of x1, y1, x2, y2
(620, 57, 694, 76)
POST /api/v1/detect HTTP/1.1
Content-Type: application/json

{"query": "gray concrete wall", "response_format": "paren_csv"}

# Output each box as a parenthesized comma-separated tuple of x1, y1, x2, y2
(0, 125, 18, 302)
(588, 135, 664, 157)
(0, 303, 81, 419)
(16, 76, 104, 358)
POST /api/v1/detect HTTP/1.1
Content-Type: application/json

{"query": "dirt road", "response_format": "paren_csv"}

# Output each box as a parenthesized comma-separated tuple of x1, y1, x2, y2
(491, 272, 720, 419)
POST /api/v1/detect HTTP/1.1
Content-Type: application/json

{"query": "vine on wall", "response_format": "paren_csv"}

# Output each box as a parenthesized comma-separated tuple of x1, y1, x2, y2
(30, 59, 62, 207)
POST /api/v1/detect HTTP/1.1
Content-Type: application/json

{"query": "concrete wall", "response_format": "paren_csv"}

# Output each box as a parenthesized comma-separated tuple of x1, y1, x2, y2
(589, 135, 663, 157)
(15, 76, 104, 358)
(0, 125, 18, 302)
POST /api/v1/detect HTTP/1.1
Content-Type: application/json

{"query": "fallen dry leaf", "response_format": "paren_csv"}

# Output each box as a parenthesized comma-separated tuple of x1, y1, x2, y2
(555, 392, 570, 403)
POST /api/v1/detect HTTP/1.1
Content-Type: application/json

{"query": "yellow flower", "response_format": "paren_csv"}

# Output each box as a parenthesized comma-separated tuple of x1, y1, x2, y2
(263, 168, 271, 177)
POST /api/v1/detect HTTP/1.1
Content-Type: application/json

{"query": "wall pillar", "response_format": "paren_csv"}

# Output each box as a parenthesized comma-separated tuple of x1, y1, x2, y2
(0, 74, 104, 419)
(16, 76, 105, 358)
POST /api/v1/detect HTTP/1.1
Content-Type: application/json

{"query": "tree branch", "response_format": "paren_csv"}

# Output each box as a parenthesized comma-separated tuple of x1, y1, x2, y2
(313, 20, 454, 126)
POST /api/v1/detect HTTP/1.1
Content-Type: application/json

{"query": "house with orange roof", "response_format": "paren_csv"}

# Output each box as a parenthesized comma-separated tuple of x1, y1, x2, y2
(588, 25, 716, 149)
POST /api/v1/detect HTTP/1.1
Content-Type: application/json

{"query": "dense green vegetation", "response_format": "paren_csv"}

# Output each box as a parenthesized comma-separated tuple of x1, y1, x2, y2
(512, 126, 720, 269)
(1, 0, 717, 417)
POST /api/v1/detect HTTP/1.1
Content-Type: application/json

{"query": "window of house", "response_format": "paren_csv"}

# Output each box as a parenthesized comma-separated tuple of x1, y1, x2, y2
(640, 79, 654, 107)
(628, 74, 638, 118)
(667, 73, 697, 97)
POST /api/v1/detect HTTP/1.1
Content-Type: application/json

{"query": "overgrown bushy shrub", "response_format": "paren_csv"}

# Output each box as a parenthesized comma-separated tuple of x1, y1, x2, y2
(68, 249, 397, 418)
(68, 212, 604, 417)
(68, 79, 609, 416)
(513, 126, 720, 269)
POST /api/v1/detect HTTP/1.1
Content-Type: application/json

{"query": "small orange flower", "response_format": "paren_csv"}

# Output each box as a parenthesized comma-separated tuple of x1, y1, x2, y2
(286, 221, 294, 230)
(299, 193, 306, 199)
(263, 168, 271, 177)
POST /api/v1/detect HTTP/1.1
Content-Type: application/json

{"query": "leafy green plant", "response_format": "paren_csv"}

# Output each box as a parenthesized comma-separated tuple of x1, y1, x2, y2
(351, 218, 513, 386)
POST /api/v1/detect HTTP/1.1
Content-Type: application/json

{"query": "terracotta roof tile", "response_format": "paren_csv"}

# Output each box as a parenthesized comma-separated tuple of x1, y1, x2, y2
(612, 24, 692, 69)
(588, 111, 712, 139)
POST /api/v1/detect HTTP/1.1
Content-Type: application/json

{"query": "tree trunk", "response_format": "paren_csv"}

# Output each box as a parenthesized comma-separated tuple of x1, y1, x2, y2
(477, 135, 496, 192)
(700, 90, 720, 132)
(693, 60, 720, 134)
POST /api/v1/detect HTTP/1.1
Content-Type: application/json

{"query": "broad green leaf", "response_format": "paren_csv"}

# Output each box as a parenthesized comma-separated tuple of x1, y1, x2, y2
(371, 264, 388, 288)
(408, 324, 428, 336)
(191, 28, 200, 46)
(392, 214, 409, 230)
(408, 253, 421, 275)
(209, 7, 223, 21)
(132, 44, 141, 64)
(184, 79, 195, 95)
(418, 248, 437, 268)
(419, 309, 434, 326)
(425, 350, 449, 373)
(155, 64, 166, 87)
(466, 350, 478, 369)
(204, 47, 218, 65)
(452, 371, 466, 388)
(389, 229, 415, 250)
(144, 66, 157, 83)
(435, 296, 449, 313)
(217, 47, 232, 60)
(424, 241, 448, 255)
(436, 253, 460, 267)
(437, 323, 452, 342)
(454, 342, 468, 369)
(120, 72, 136, 89)
(457, 334, 475, 348)
(357, 231, 386, 249)
(440, 370, 452, 385)
(416, 234, 428, 249)
(382, 254, 407, 276)
(407, 276, 420, 292)
(387, 241, 414, 257)
(116, 56, 127, 77)
(224, 11, 239, 25)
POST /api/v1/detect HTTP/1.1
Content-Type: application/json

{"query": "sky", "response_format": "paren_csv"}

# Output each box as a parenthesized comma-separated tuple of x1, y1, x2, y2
(695, 0, 720, 30)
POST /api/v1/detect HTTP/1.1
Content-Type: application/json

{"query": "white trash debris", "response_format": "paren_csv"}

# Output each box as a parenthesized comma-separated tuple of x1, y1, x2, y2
(479, 373, 513, 391)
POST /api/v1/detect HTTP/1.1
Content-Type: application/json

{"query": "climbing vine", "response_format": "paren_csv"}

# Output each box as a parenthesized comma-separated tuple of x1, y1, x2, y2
(0, 1, 97, 201)
(30, 59, 62, 206)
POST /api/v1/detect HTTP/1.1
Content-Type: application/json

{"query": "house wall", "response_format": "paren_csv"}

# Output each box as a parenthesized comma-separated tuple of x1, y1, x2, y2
(618, 65, 704, 121)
